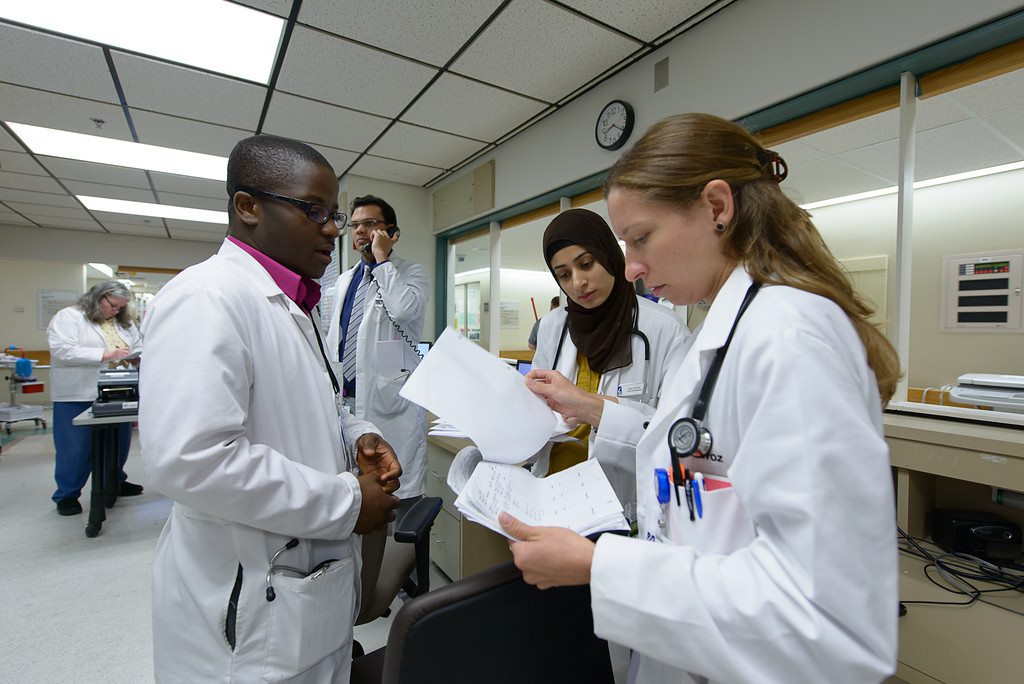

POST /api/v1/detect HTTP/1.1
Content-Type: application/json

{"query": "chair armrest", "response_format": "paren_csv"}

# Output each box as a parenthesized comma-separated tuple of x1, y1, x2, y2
(394, 496, 442, 544)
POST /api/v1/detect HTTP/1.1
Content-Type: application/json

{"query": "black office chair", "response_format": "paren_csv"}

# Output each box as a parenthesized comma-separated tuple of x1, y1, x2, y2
(354, 497, 443, 656)
(350, 559, 615, 684)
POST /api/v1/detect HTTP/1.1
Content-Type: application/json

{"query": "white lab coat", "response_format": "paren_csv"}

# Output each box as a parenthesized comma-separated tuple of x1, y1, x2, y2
(531, 295, 688, 513)
(590, 266, 898, 683)
(46, 306, 141, 401)
(326, 255, 429, 499)
(140, 240, 379, 683)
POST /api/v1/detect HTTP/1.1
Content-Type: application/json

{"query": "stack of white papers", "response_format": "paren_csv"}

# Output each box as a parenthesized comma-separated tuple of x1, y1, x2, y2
(454, 458, 628, 540)
(400, 328, 571, 463)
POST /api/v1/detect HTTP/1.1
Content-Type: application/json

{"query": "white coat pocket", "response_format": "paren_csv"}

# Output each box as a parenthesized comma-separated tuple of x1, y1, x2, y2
(262, 557, 354, 681)
(665, 476, 755, 556)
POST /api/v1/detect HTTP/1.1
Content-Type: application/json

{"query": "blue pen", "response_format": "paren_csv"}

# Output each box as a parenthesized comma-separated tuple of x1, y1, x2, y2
(692, 474, 703, 519)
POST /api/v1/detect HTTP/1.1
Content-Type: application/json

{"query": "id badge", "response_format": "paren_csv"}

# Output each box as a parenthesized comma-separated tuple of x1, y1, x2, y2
(618, 381, 644, 397)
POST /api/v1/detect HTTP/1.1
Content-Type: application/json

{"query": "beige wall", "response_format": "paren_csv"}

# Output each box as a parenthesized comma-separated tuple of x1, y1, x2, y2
(0, 256, 86, 351)
(811, 168, 1024, 389)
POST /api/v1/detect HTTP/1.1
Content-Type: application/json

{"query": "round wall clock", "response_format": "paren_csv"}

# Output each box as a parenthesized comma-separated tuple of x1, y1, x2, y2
(595, 100, 634, 151)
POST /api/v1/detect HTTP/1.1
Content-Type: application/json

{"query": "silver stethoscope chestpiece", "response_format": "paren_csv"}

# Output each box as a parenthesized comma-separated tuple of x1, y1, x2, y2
(667, 417, 712, 459)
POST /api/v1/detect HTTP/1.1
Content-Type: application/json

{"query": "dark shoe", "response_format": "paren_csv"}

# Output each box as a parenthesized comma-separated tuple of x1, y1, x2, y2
(119, 481, 144, 496)
(56, 498, 82, 516)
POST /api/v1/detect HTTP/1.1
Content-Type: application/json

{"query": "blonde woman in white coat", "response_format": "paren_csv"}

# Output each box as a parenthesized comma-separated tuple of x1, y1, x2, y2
(47, 279, 142, 515)
(503, 114, 901, 683)
(529, 208, 687, 520)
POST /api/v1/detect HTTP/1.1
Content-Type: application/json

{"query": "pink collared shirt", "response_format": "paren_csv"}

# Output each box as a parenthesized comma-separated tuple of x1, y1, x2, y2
(227, 236, 321, 314)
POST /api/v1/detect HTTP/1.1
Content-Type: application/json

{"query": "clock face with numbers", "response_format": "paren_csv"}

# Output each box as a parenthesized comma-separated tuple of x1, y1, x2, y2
(595, 100, 634, 151)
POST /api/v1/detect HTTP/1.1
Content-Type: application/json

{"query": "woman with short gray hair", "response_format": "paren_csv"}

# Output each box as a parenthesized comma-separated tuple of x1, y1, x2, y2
(46, 279, 144, 516)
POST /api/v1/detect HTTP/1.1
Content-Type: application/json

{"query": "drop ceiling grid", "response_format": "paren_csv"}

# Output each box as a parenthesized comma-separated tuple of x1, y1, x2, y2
(38, 157, 152, 189)
(0, 151, 51, 178)
(0, 23, 120, 104)
(0, 170, 65, 194)
(449, 0, 642, 102)
(5, 203, 93, 221)
(298, 0, 504, 68)
(92, 211, 167, 227)
(915, 118, 1024, 181)
(305, 144, 361, 178)
(111, 52, 267, 130)
(63, 179, 156, 203)
(158, 192, 227, 212)
(982, 106, 1024, 153)
(370, 122, 488, 169)
(32, 215, 104, 231)
(165, 218, 227, 234)
(130, 109, 252, 157)
(783, 156, 893, 205)
(0, 210, 33, 225)
(148, 173, 228, 201)
(833, 141, 900, 185)
(0, 187, 79, 208)
(261, 92, 389, 151)
(348, 155, 445, 187)
(275, 26, 439, 119)
(401, 73, 550, 142)
(0, 83, 134, 140)
(559, 0, 720, 43)
(103, 223, 169, 237)
(232, 0, 293, 18)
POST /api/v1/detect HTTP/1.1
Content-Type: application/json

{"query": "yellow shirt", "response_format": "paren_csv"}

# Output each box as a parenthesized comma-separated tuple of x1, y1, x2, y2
(99, 319, 129, 353)
(547, 353, 601, 474)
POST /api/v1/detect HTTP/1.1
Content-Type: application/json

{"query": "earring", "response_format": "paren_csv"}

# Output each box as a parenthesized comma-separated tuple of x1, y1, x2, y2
(715, 222, 726, 232)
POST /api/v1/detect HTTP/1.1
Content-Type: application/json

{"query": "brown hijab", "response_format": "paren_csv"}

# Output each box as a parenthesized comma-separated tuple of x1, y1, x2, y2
(542, 209, 636, 374)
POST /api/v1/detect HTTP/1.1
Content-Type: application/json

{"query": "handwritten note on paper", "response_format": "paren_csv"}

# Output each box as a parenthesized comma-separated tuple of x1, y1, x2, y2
(454, 459, 628, 539)
(400, 328, 558, 463)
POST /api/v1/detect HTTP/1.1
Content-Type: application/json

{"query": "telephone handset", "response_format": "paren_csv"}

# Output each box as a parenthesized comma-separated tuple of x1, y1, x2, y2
(359, 225, 400, 254)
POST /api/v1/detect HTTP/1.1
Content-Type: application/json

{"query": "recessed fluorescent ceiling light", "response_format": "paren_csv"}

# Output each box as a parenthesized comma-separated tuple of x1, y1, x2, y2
(0, 0, 284, 83)
(79, 196, 227, 225)
(7, 123, 227, 181)
(88, 262, 114, 277)
(800, 159, 1024, 211)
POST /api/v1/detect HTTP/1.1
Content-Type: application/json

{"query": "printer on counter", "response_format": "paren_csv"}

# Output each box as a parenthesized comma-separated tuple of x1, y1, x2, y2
(949, 373, 1024, 414)
(92, 369, 139, 417)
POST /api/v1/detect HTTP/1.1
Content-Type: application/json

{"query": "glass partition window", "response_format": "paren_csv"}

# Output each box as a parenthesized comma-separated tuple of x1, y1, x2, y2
(452, 232, 490, 348)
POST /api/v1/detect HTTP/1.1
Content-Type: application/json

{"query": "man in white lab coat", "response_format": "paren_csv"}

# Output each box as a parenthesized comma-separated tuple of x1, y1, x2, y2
(139, 135, 401, 683)
(326, 195, 429, 514)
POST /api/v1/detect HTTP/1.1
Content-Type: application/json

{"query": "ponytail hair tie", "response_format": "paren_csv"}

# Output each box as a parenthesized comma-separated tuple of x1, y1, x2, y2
(756, 149, 788, 183)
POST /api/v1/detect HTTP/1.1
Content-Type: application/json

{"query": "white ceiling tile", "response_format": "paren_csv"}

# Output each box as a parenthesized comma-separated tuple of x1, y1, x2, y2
(63, 180, 156, 203)
(915, 119, 1023, 181)
(149, 173, 226, 200)
(36, 157, 152, 189)
(262, 93, 389, 151)
(7, 203, 93, 220)
(165, 219, 227, 234)
(349, 155, 445, 186)
(130, 109, 251, 157)
(772, 140, 827, 166)
(835, 139, 900, 184)
(403, 74, 547, 141)
(370, 123, 486, 169)
(799, 110, 899, 156)
(299, 0, 504, 67)
(0, 150, 46, 175)
(560, 0, 718, 42)
(32, 216, 104, 231)
(0, 210, 35, 225)
(300, 144, 359, 177)
(0, 188, 78, 207)
(0, 127, 24, 152)
(168, 227, 226, 242)
(913, 96, 972, 132)
(0, 83, 133, 140)
(0, 23, 119, 103)
(232, 0, 293, 17)
(92, 211, 165, 228)
(103, 222, 169, 238)
(276, 27, 437, 118)
(983, 105, 1024, 153)
(451, 0, 640, 102)
(158, 192, 227, 212)
(944, 68, 1024, 117)
(0, 170, 65, 194)
(783, 156, 892, 205)
(111, 52, 265, 129)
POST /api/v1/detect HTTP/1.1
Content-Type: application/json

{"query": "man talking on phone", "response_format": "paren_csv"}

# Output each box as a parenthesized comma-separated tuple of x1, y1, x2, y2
(327, 195, 430, 516)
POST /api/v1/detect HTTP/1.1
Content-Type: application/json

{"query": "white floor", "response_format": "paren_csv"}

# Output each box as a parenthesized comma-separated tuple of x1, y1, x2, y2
(0, 414, 448, 683)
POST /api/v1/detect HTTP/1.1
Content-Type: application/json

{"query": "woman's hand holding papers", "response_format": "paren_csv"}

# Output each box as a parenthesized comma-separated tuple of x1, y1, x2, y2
(500, 512, 595, 589)
(525, 369, 610, 428)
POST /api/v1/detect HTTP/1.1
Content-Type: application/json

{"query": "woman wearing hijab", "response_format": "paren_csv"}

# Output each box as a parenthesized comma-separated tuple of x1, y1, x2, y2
(528, 208, 687, 518)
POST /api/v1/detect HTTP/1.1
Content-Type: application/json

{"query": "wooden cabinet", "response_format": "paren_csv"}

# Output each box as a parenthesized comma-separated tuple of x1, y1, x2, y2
(426, 437, 512, 581)
(884, 413, 1024, 683)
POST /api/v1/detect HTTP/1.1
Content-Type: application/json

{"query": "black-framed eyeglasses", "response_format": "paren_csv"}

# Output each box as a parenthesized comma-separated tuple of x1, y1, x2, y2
(349, 218, 388, 231)
(103, 295, 126, 311)
(239, 187, 347, 229)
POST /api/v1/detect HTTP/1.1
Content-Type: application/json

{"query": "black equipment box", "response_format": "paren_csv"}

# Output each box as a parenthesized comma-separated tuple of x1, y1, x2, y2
(91, 369, 139, 417)
(932, 509, 1022, 562)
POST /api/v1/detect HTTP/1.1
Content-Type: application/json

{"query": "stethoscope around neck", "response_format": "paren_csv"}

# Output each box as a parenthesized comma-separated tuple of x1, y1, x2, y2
(552, 302, 652, 402)
(666, 282, 761, 505)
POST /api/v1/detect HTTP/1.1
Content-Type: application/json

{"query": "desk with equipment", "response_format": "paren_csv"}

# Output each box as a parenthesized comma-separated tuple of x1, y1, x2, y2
(73, 369, 139, 538)
(885, 412, 1024, 683)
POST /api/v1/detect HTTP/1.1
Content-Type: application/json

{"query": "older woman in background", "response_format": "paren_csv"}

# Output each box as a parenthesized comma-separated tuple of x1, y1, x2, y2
(47, 279, 143, 515)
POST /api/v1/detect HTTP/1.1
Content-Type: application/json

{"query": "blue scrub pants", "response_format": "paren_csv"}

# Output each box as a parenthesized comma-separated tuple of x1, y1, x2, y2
(51, 401, 131, 502)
